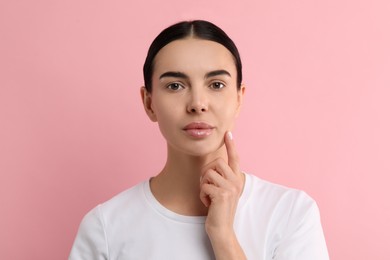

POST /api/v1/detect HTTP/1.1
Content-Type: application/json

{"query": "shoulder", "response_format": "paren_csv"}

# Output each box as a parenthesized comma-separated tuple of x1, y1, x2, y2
(242, 173, 320, 225)
(244, 173, 315, 205)
(80, 180, 148, 227)
(239, 173, 329, 259)
(69, 182, 149, 259)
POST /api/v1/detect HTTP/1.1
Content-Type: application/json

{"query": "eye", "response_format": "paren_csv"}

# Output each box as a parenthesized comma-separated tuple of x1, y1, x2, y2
(167, 83, 184, 91)
(210, 82, 225, 90)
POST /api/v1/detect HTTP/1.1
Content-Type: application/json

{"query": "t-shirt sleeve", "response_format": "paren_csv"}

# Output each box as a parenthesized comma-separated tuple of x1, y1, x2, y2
(273, 195, 329, 260)
(69, 205, 108, 260)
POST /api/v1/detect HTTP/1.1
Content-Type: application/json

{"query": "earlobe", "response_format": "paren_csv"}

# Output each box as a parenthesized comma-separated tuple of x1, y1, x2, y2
(140, 87, 157, 122)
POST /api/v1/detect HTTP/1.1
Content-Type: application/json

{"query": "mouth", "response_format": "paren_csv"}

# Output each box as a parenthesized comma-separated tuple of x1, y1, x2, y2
(183, 122, 215, 138)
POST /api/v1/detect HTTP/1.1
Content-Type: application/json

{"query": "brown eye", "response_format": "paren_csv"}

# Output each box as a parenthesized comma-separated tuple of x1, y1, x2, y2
(210, 82, 225, 90)
(167, 83, 184, 91)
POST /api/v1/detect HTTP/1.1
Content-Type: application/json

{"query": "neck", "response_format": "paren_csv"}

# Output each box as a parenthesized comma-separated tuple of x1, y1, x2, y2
(150, 144, 227, 216)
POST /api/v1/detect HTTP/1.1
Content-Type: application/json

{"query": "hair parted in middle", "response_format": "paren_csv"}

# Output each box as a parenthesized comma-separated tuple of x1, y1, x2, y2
(143, 20, 243, 92)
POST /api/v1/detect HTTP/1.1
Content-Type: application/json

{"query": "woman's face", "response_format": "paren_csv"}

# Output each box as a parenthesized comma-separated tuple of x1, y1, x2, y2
(142, 38, 245, 157)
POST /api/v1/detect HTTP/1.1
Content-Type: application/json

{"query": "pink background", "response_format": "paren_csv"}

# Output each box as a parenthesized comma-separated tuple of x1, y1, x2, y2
(1, 0, 389, 259)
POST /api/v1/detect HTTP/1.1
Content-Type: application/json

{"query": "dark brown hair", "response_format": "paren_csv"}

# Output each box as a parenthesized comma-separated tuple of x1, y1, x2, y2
(143, 20, 242, 92)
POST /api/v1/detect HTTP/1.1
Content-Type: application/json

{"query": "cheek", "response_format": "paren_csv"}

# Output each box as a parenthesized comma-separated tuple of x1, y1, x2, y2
(217, 105, 238, 128)
(217, 94, 239, 115)
(154, 110, 175, 140)
(153, 101, 179, 127)
(221, 97, 241, 126)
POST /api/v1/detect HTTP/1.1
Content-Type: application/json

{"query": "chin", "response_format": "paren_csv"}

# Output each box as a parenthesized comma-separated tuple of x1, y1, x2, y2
(166, 133, 226, 157)
(183, 141, 225, 158)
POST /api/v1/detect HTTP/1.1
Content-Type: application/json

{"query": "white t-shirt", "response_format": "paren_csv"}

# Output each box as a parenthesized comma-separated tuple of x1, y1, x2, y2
(69, 173, 329, 259)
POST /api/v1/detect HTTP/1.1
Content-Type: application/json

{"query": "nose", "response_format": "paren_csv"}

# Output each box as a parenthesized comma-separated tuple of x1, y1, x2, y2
(187, 88, 208, 114)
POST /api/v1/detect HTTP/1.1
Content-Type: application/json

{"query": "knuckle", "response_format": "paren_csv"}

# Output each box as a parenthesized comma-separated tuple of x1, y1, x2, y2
(201, 182, 209, 189)
(202, 169, 212, 178)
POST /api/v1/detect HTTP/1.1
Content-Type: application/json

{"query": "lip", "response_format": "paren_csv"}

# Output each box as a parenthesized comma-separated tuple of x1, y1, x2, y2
(183, 122, 215, 138)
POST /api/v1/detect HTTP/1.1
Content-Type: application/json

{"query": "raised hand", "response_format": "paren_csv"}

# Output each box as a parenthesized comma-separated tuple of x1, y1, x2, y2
(199, 131, 246, 259)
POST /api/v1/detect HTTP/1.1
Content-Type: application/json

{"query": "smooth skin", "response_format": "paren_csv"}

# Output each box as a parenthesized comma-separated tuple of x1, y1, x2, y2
(141, 37, 246, 259)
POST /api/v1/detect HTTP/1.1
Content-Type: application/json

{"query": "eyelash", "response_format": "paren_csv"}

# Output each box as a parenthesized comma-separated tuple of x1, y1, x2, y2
(166, 81, 226, 91)
(166, 83, 184, 91)
(210, 81, 225, 90)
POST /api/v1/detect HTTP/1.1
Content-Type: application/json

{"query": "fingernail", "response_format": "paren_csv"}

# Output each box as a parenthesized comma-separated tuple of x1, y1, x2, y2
(227, 131, 233, 140)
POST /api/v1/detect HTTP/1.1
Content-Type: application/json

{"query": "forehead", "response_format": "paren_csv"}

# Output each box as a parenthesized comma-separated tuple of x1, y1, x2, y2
(153, 38, 237, 77)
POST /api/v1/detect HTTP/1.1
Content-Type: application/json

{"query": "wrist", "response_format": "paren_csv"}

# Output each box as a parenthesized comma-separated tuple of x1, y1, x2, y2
(206, 229, 246, 260)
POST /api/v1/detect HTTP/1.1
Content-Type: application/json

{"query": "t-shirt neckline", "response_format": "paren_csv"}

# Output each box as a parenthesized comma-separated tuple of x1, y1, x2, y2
(142, 172, 251, 224)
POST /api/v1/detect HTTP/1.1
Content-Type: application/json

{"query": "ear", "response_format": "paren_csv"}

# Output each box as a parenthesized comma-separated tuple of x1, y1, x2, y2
(140, 87, 157, 122)
(235, 84, 246, 116)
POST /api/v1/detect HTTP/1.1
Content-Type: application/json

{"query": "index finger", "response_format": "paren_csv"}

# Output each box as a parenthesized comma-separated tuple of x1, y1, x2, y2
(224, 131, 240, 174)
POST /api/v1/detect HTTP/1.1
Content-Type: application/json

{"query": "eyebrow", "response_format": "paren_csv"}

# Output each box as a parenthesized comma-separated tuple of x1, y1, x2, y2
(159, 71, 189, 80)
(205, 70, 231, 79)
(159, 70, 231, 80)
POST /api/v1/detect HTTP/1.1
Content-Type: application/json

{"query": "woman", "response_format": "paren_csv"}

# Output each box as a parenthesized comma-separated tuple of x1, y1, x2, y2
(69, 20, 329, 259)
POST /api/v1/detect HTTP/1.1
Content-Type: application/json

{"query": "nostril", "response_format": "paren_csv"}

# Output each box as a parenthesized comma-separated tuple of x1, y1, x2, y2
(188, 105, 207, 113)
